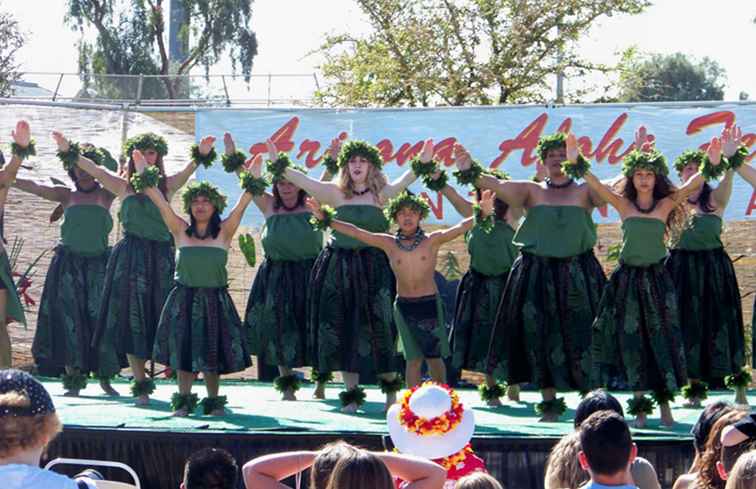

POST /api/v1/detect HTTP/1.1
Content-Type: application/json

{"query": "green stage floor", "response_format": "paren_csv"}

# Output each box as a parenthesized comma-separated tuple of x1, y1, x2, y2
(47, 378, 751, 440)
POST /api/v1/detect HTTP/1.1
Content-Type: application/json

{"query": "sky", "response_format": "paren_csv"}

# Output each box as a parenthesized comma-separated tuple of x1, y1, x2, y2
(4, 0, 756, 102)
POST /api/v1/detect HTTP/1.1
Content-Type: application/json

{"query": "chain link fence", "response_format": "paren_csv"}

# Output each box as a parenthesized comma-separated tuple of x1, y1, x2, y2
(10, 72, 321, 108)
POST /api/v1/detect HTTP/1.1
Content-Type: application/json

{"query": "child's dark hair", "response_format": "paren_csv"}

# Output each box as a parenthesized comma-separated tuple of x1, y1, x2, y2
(182, 448, 238, 489)
(579, 410, 632, 477)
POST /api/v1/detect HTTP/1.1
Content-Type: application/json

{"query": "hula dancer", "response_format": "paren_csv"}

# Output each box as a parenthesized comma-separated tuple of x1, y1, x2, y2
(575, 128, 720, 427)
(0, 121, 32, 367)
(307, 188, 495, 389)
(223, 133, 328, 402)
(133, 146, 254, 416)
(667, 125, 747, 407)
(456, 136, 608, 422)
(733, 139, 756, 388)
(431, 170, 524, 406)
(20, 143, 119, 395)
(54, 130, 201, 405)
(274, 138, 423, 413)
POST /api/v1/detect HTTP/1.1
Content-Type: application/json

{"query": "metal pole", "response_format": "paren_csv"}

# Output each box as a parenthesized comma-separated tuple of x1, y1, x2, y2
(221, 75, 230, 106)
(135, 74, 144, 105)
(52, 73, 64, 102)
(267, 73, 272, 107)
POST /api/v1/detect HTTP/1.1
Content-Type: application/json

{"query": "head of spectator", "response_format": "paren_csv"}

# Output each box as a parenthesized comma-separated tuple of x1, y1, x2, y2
(545, 432, 588, 489)
(325, 450, 393, 489)
(181, 448, 238, 489)
(574, 390, 624, 429)
(0, 369, 59, 466)
(718, 437, 756, 482)
(698, 409, 749, 489)
(690, 402, 734, 471)
(725, 451, 756, 489)
(578, 411, 636, 488)
(311, 441, 359, 489)
(455, 471, 504, 489)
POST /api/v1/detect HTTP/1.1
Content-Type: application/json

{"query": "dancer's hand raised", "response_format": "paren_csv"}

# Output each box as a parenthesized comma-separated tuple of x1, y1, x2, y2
(419, 139, 434, 163)
(721, 125, 742, 158)
(265, 139, 278, 162)
(453, 143, 472, 171)
(305, 196, 323, 220)
(223, 132, 236, 154)
(706, 137, 722, 167)
(132, 150, 148, 173)
(244, 154, 263, 178)
(566, 133, 579, 163)
(198, 136, 215, 156)
(327, 137, 343, 158)
(477, 189, 494, 216)
(52, 131, 69, 152)
(634, 126, 654, 153)
(11, 120, 31, 148)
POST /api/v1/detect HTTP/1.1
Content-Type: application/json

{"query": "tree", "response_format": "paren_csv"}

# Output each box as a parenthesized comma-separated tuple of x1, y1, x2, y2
(615, 49, 726, 102)
(314, 0, 650, 107)
(0, 10, 25, 97)
(65, 0, 258, 99)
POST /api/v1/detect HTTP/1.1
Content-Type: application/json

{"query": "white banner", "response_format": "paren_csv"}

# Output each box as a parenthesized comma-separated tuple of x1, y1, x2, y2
(195, 104, 756, 226)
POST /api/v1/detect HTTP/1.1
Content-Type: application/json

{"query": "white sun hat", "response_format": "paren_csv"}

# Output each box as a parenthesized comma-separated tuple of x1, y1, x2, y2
(387, 382, 475, 460)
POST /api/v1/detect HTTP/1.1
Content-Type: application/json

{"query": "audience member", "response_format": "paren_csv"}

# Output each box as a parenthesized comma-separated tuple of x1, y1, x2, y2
(0, 369, 94, 489)
(545, 390, 660, 489)
(696, 409, 749, 489)
(725, 451, 756, 489)
(455, 471, 504, 489)
(578, 410, 637, 489)
(182, 448, 238, 489)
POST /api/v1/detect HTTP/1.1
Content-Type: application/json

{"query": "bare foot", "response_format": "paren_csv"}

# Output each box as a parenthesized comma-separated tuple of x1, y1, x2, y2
(100, 380, 120, 397)
(282, 389, 297, 401)
(135, 395, 150, 406)
(539, 412, 560, 422)
(507, 385, 520, 402)
(171, 407, 189, 417)
(633, 413, 647, 429)
(660, 403, 674, 427)
(313, 382, 326, 400)
(735, 387, 749, 406)
(341, 402, 358, 414)
(486, 397, 502, 407)
(63, 389, 80, 397)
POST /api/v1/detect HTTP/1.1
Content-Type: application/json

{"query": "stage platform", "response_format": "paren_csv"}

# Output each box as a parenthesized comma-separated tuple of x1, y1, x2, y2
(44, 378, 740, 489)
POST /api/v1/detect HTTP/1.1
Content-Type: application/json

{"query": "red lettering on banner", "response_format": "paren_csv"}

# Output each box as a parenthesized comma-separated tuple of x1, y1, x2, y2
(298, 139, 322, 168)
(747, 192, 756, 216)
(687, 111, 735, 134)
(492, 113, 548, 168)
(557, 118, 572, 134)
(384, 141, 423, 166)
(376, 139, 394, 163)
(422, 191, 444, 219)
(596, 205, 608, 218)
(593, 114, 635, 164)
(250, 117, 298, 157)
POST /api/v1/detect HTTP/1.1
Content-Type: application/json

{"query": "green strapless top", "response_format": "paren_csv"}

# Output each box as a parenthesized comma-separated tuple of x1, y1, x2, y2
(467, 220, 518, 276)
(119, 195, 171, 242)
(330, 205, 389, 250)
(262, 212, 324, 261)
(60, 205, 113, 256)
(620, 217, 668, 266)
(675, 214, 723, 251)
(174, 246, 228, 288)
(512, 206, 597, 258)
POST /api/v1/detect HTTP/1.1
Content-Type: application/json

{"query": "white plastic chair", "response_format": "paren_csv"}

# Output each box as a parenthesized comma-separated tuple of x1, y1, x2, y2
(44, 458, 141, 489)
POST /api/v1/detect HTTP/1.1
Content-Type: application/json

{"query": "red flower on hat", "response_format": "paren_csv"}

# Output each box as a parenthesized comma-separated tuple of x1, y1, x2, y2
(398, 382, 464, 436)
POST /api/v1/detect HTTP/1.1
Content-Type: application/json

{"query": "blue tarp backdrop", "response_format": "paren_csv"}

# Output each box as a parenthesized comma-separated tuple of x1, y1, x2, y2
(195, 104, 756, 227)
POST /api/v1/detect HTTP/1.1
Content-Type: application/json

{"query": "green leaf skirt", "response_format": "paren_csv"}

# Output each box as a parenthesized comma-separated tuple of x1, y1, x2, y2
(592, 261, 688, 392)
(245, 257, 316, 368)
(32, 245, 112, 376)
(154, 284, 252, 374)
(666, 247, 745, 385)
(486, 251, 606, 391)
(308, 246, 397, 375)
